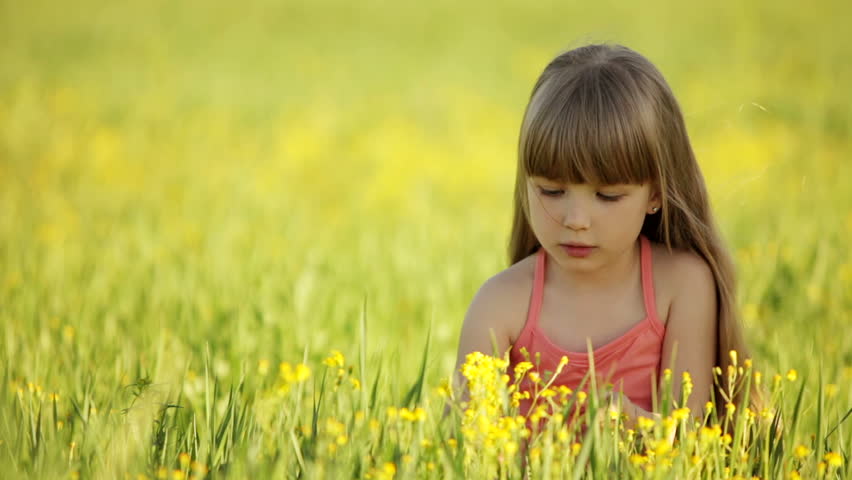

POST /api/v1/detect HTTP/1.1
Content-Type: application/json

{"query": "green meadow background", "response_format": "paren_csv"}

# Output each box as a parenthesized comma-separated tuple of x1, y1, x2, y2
(1, 0, 851, 478)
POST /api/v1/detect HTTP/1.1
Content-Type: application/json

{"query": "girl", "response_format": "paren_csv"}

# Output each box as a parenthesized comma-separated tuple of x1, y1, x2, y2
(452, 43, 752, 422)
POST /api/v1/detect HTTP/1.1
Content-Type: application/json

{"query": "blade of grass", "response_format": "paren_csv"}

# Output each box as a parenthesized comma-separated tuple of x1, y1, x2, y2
(815, 366, 824, 464)
(824, 408, 852, 442)
(788, 373, 807, 448)
(360, 294, 369, 416)
(402, 323, 431, 407)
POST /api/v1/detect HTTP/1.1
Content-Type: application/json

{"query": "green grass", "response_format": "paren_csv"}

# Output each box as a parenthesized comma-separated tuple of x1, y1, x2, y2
(1, 0, 851, 478)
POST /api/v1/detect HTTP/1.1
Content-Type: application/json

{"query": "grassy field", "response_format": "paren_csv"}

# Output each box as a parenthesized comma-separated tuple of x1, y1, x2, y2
(1, 0, 851, 478)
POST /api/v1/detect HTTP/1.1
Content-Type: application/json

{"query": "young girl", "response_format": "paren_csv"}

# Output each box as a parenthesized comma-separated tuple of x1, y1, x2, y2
(452, 43, 752, 422)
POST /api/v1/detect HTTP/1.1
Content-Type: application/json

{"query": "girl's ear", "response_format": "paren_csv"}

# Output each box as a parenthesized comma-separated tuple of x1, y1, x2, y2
(648, 187, 662, 212)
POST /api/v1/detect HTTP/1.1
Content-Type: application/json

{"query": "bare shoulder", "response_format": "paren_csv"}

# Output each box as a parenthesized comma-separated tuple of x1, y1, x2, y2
(459, 253, 537, 355)
(472, 253, 537, 335)
(649, 242, 717, 325)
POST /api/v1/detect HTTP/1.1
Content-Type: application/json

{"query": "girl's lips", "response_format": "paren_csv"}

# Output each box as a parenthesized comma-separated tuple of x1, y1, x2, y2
(560, 244, 596, 258)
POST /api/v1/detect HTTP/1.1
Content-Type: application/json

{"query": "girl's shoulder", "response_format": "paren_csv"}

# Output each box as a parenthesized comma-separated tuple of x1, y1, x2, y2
(647, 241, 716, 325)
(465, 252, 539, 341)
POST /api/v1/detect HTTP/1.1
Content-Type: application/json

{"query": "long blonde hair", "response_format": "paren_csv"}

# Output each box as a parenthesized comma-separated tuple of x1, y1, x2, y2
(508, 44, 755, 408)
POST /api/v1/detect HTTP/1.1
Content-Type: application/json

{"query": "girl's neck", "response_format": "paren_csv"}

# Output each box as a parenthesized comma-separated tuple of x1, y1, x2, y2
(545, 239, 641, 294)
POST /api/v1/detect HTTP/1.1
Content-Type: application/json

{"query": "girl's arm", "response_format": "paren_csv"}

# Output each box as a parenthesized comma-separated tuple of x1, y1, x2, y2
(657, 251, 718, 418)
(446, 275, 519, 413)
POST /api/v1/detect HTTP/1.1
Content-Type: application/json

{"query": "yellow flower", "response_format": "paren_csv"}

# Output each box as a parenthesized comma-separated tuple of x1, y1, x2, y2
(323, 350, 345, 368)
(257, 359, 270, 376)
(297, 364, 311, 381)
(793, 445, 810, 458)
(681, 371, 694, 400)
(824, 452, 842, 467)
(786, 369, 797, 382)
(729, 350, 738, 366)
(651, 438, 671, 456)
(178, 453, 190, 468)
(514, 361, 534, 377)
(673, 408, 690, 421)
(529, 447, 541, 462)
(191, 461, 208, 474)
(399, 407, 426, 422)
(825, 384, 838, 398)
(505, 441, 518, 455)
(325, 418, 345, 435)
(435, 379, 451, 398)
(637, 416, 655, 431)
(700, 425, 721, 444)
(608, 407, 620, 421)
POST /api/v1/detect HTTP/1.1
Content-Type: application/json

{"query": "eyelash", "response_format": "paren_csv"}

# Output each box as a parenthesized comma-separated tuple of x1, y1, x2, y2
(538, 188, 622, 202)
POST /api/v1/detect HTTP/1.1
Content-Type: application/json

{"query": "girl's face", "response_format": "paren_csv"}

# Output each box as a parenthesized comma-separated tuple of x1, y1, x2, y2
(526, 175, 659, 274)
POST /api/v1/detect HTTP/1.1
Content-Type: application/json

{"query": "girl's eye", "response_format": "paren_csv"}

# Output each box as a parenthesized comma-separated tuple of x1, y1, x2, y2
(596, 193, 622, 202)
(538, 188, 564, 197)
(537, 188, 622, 201)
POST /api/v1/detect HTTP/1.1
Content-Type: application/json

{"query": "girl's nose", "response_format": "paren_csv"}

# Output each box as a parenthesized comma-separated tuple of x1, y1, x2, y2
(561, 201, 590, 231)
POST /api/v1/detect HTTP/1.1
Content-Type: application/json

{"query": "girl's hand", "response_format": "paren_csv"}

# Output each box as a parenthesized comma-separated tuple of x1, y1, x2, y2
(597, 386, 659, 430)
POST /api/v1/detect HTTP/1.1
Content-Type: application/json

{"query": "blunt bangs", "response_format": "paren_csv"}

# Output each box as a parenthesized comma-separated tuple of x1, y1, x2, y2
(520, 64, 658, 186)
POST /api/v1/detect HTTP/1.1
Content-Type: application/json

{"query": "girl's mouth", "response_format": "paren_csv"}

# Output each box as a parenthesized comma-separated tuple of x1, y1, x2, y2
(560, 244, 596, 258)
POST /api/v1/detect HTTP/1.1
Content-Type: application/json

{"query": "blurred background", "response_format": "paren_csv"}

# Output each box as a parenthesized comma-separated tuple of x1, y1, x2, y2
(2, 0, 851, 416)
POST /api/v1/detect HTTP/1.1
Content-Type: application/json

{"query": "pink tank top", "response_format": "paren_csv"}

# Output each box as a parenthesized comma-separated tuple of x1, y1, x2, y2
(509, 235, 665, 415)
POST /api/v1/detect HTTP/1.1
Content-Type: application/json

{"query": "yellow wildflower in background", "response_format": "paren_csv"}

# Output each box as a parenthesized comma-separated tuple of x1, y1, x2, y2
(825, 384, 838, 397)
(793, 445, 810, 458)
(323, 350, 345, 368)
(257, 359, 270, 376)
(824, 452, 842, 467)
